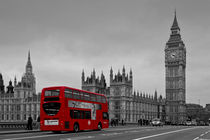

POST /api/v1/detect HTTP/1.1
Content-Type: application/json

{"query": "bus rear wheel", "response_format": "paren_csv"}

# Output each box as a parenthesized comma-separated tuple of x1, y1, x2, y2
(97, 123, 102, 131)
(73, 123, 79, 133)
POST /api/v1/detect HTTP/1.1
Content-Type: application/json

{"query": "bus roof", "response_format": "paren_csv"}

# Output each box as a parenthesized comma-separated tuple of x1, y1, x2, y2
(42, 86, 106, 97)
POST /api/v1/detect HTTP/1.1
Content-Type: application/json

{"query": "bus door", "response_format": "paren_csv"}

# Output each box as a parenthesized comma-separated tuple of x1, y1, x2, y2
(70, 109, 82, 130)
(82, 109, 96, 130)
(64, 106, 70, 130)
(82, 110, 92, 130)
(64, 99, 70, 130)
(95, 104, 102, 128)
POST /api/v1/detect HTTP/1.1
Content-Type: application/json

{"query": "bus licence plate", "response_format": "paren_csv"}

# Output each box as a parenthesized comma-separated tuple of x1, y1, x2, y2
(44, 120, 59, 125)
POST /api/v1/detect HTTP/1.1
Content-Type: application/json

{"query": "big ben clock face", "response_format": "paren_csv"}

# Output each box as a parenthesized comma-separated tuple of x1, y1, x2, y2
(170, 52, 176, 58)
(170, 51, 177, 59)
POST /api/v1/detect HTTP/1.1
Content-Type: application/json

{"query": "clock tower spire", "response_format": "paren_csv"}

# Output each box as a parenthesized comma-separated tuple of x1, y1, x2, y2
(171, 9, 180, 30)
(165, 12, 186, 125)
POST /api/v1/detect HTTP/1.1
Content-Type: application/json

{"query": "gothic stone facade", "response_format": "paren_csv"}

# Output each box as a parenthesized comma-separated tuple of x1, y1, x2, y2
(0, 52, 40, 122)
(165, 13, 186, 124)
(82, 67, 165, 123)
(81, 69, 108, 95)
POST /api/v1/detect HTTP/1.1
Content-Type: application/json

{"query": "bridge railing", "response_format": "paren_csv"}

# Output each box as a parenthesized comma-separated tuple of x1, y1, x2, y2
(0, 122, 39, 129)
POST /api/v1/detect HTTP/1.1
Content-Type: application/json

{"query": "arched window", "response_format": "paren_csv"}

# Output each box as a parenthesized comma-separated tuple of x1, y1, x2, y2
(17, 114, 20, 120)
(24, 114, 26, 120)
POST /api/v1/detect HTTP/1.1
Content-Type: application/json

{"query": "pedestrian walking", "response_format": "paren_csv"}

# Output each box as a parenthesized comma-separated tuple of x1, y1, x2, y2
(111, 119, 113, 127)
(27, 116, 33, 130)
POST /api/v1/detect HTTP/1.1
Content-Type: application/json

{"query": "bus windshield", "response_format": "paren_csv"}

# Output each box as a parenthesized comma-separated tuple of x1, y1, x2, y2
(44, 89, 60, 97)
(43, 89, 61, 116)
(43, 102, 61, 116)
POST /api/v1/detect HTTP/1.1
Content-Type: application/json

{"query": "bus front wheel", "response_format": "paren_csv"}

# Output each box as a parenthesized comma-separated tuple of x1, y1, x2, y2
(73, 123, 79, 133)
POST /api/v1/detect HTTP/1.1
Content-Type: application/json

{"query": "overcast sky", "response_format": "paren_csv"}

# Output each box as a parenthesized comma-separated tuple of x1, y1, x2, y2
(0, 0, 209, 106)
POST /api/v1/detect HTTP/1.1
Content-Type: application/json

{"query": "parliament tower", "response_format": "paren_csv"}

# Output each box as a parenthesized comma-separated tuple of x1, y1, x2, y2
(165, 12, 186, 124)
(14, 51, 36, 98)
(109, 67, 133, 121)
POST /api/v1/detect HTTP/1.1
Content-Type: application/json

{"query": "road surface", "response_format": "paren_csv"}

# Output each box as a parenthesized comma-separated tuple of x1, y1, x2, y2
(0, 125, 210, 140)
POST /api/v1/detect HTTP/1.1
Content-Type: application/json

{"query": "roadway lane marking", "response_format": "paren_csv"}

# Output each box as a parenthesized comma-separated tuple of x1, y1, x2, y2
(101, 132, 123, 136)
(123, 129, 151, 134)
(200, 134, 205, 137)
(193, 130, 210, 140)
(133, 127, 198, 140)
(2, 133, 66, 140)
(60, 136, 95, 140)
(106, 127, 152, 132)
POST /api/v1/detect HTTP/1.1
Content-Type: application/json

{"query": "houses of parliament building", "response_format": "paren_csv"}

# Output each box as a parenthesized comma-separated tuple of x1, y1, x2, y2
(82, 67, 165, 123)
(0, 52, 40, 123)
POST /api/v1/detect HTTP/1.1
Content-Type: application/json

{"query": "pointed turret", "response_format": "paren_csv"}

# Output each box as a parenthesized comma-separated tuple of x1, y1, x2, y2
(171, 10, 180, 30)
(14, 76, 17, 87)
(122, 66, 126, 81)
(0, 73, 5, 93)
(146, 94, 148, 99)
(110, 67, 113, 83)
(159, 95, 163, 100)
(26, 50, 33, 74)
(101, 71, 106, 87)
(27, 50, 32, 67)
(166, 11, 184, 47)
(134, 90, 136, 97)
(21, 51, 36, 91)
(110, 67, 113, 75)
(7, 80, 14, 93)
(82, 69, 85, 83)
(93, 68, 96, 80)
(129, 68, 133, 82)
(117, 69, 120, 75)
(154, 90, 158, 101)
(137, 91, 139, 98)
(100, 71, 104, 83)
(122, 65, 125, 76)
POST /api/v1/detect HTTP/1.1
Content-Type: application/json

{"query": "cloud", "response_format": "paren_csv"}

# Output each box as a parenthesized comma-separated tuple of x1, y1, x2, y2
(0, 0, 210, 106)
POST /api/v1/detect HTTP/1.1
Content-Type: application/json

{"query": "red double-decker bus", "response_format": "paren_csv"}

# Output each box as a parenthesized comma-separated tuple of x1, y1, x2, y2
(40, 86, 109, 133)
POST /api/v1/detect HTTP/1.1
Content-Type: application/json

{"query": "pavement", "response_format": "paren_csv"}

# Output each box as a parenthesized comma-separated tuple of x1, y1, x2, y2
(0, 125, 140, 135)
(1, 125, 209, 140)
(0, 128, 41, 135)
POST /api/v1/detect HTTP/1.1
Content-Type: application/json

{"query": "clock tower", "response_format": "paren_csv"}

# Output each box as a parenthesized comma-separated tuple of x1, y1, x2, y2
(165, 11, 186, 124)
